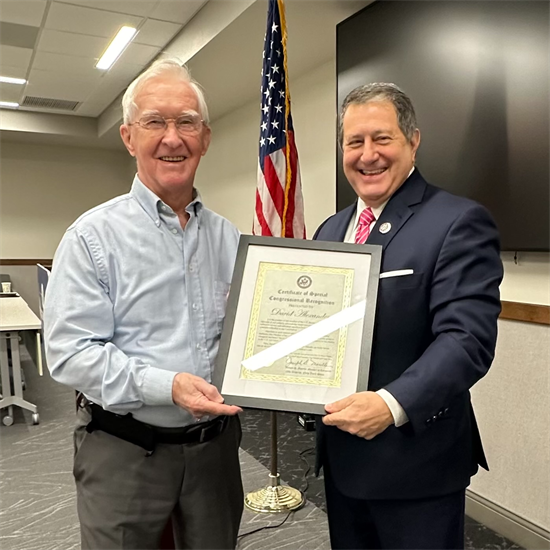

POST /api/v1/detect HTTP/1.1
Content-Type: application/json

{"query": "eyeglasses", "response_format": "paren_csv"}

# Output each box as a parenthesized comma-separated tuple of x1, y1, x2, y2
(130, 113, 204, 135)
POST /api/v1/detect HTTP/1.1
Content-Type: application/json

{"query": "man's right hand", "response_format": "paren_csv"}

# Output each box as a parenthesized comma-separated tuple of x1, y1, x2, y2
(172, 373, 242, 418)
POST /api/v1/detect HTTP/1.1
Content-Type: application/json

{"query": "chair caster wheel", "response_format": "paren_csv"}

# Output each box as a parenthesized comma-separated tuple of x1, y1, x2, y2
(2, 415, 14, 426)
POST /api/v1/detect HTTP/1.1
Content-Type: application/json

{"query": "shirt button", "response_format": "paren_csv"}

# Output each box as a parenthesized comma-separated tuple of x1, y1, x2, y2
(189, 265, 194, 272)
(171, 228, 178, 234)
(162, 205, 167, 211)
(196, 343, 202, 350)
(192, 303, 198, 311)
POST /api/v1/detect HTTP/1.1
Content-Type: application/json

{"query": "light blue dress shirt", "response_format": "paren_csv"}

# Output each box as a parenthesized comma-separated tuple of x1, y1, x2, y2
(44, 176, 240, 427)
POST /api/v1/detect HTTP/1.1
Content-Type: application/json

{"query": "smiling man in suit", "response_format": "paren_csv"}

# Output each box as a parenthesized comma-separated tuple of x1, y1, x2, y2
(314, 83, 503, 550)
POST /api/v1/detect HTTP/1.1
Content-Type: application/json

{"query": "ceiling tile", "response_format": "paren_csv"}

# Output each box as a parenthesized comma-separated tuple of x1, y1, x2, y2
(0, 82, 24, 103)
(0, 0, 47, 27)
(0, 44, 33, 70)
(0, 65, 27, 79)
(115, 42, 159, 68)
(150, 0, 207, 24)
(45, 3, 142, 38)
(38, 29, 108, 58)
(33, 51, 103, 77)
(134, 19, 181, 48)
(99, 66, 142, 87)
(0, 22, 40, 49)
(101, 61, 144, 83)
(55, 0, 158, 18)
(82, 80, 128, 110)
(25, 68, 100, 101)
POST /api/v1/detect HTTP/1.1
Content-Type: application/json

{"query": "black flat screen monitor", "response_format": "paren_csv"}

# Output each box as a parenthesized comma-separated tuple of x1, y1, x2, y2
(337, 0, 549, 251)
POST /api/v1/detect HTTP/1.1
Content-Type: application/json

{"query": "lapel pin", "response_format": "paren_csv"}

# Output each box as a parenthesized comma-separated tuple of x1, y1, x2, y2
(379, 222, 392, 234)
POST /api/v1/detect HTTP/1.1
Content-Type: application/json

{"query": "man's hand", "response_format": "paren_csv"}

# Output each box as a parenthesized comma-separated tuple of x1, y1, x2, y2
(322, 391, 394, 439)
(172, 373, 242, 418)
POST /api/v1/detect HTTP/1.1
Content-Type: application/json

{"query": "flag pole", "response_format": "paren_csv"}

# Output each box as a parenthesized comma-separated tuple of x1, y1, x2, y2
(244, 411, 304, 513)
(245, 0, 305, 514)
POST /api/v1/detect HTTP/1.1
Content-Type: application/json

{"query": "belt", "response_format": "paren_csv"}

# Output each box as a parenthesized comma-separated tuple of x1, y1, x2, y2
(86, 403, 228, 454)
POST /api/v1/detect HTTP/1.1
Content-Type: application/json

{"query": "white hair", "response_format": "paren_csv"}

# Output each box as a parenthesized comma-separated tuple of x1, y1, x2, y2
(121, 58, 210, 125)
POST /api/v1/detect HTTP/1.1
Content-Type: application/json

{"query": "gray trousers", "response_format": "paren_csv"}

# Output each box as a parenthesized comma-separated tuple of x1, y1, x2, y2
(73, 406, 244, 550)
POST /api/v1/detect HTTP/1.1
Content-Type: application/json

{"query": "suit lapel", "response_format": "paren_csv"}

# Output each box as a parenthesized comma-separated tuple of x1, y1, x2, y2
(367, 170, 427, 249)
(334, 202, 356, 242)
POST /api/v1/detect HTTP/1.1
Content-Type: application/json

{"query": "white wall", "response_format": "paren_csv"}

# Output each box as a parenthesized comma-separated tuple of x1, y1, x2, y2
(477, 253, 549, 534)
(0, 141, 134, 258)
(196, 58, 550, 534)
(471, 320, 550, 531)
(501, 252, 550, 306)
(195, 59, 337, 235)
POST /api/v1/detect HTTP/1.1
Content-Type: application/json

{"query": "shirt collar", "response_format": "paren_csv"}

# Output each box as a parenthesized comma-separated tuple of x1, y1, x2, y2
(130, 175, 203, 224)
(353, 166, 415, 227)
(355, 198, 388, 223)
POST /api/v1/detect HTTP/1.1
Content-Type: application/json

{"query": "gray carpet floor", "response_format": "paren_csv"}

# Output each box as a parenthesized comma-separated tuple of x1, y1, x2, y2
(1, 347, 522, 550)
(0, 348, 329, 550)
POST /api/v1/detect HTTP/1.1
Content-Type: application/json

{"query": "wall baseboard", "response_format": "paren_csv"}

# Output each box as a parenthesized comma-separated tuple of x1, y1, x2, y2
(466, 490, 550, 550)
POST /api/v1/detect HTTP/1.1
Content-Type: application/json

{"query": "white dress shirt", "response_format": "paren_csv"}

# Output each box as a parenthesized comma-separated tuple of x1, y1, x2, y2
(344, 198, 409, 428)
(44, 176, 240, 427)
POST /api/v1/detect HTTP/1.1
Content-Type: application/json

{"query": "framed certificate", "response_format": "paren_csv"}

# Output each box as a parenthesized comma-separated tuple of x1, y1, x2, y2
(213, 236, 381, 415)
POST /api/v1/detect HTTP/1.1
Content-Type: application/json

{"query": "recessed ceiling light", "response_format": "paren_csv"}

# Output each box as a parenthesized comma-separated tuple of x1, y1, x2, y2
(96, 26, 137, 70)
(0, 76, 26, 85)
(0, 101, 19, 109)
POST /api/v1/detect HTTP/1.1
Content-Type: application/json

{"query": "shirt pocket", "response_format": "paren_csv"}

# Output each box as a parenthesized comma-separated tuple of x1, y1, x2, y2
(213, 280, 231, 332)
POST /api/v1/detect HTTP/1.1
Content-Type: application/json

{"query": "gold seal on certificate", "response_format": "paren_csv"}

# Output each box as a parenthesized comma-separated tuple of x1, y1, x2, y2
(241, 262, 354, 387)
(213, 236, 382, 415)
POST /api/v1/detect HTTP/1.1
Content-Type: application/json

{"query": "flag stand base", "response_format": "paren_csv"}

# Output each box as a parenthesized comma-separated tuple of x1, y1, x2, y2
(244, 473, 305, 513)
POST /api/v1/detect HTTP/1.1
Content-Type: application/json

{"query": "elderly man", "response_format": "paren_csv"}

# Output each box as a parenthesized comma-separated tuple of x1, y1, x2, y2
(44, 59, 243, 549)
(314, 83, 503, 549)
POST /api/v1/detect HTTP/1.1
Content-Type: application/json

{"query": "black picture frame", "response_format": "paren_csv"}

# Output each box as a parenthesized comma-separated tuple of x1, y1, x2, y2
(213, 235, 382, 415)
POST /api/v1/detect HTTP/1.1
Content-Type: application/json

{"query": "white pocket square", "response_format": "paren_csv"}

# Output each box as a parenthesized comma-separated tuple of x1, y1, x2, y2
(380, 269, 414, 279)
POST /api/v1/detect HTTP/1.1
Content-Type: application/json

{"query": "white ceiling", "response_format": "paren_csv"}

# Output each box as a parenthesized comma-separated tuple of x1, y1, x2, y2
(0, 0, 369, 150)
(0, 0, 207, 115)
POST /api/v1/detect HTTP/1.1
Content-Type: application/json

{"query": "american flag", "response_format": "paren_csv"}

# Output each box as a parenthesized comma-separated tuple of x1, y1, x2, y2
(253, 0, 305, 238)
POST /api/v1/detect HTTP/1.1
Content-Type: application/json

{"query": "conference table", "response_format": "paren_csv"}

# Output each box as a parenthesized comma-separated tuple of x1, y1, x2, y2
(0, 294, 43, 426)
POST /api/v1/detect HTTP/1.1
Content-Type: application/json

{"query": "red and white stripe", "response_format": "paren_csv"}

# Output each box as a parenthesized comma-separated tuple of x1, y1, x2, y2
(253, 131, 305, 238)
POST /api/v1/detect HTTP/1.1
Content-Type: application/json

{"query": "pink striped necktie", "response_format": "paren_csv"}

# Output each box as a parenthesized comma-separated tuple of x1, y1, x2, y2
(355, 207, 375, 244)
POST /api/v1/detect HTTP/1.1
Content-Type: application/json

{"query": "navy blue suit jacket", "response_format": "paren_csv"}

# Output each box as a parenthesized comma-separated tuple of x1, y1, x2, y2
(314, 169, 503, 500)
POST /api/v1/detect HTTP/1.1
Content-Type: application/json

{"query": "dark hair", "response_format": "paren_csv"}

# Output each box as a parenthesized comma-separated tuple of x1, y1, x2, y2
(339, 83, 417, 144)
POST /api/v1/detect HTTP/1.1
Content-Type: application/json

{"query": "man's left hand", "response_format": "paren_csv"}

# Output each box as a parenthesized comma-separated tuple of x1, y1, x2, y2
(322, 391, 394, 439)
